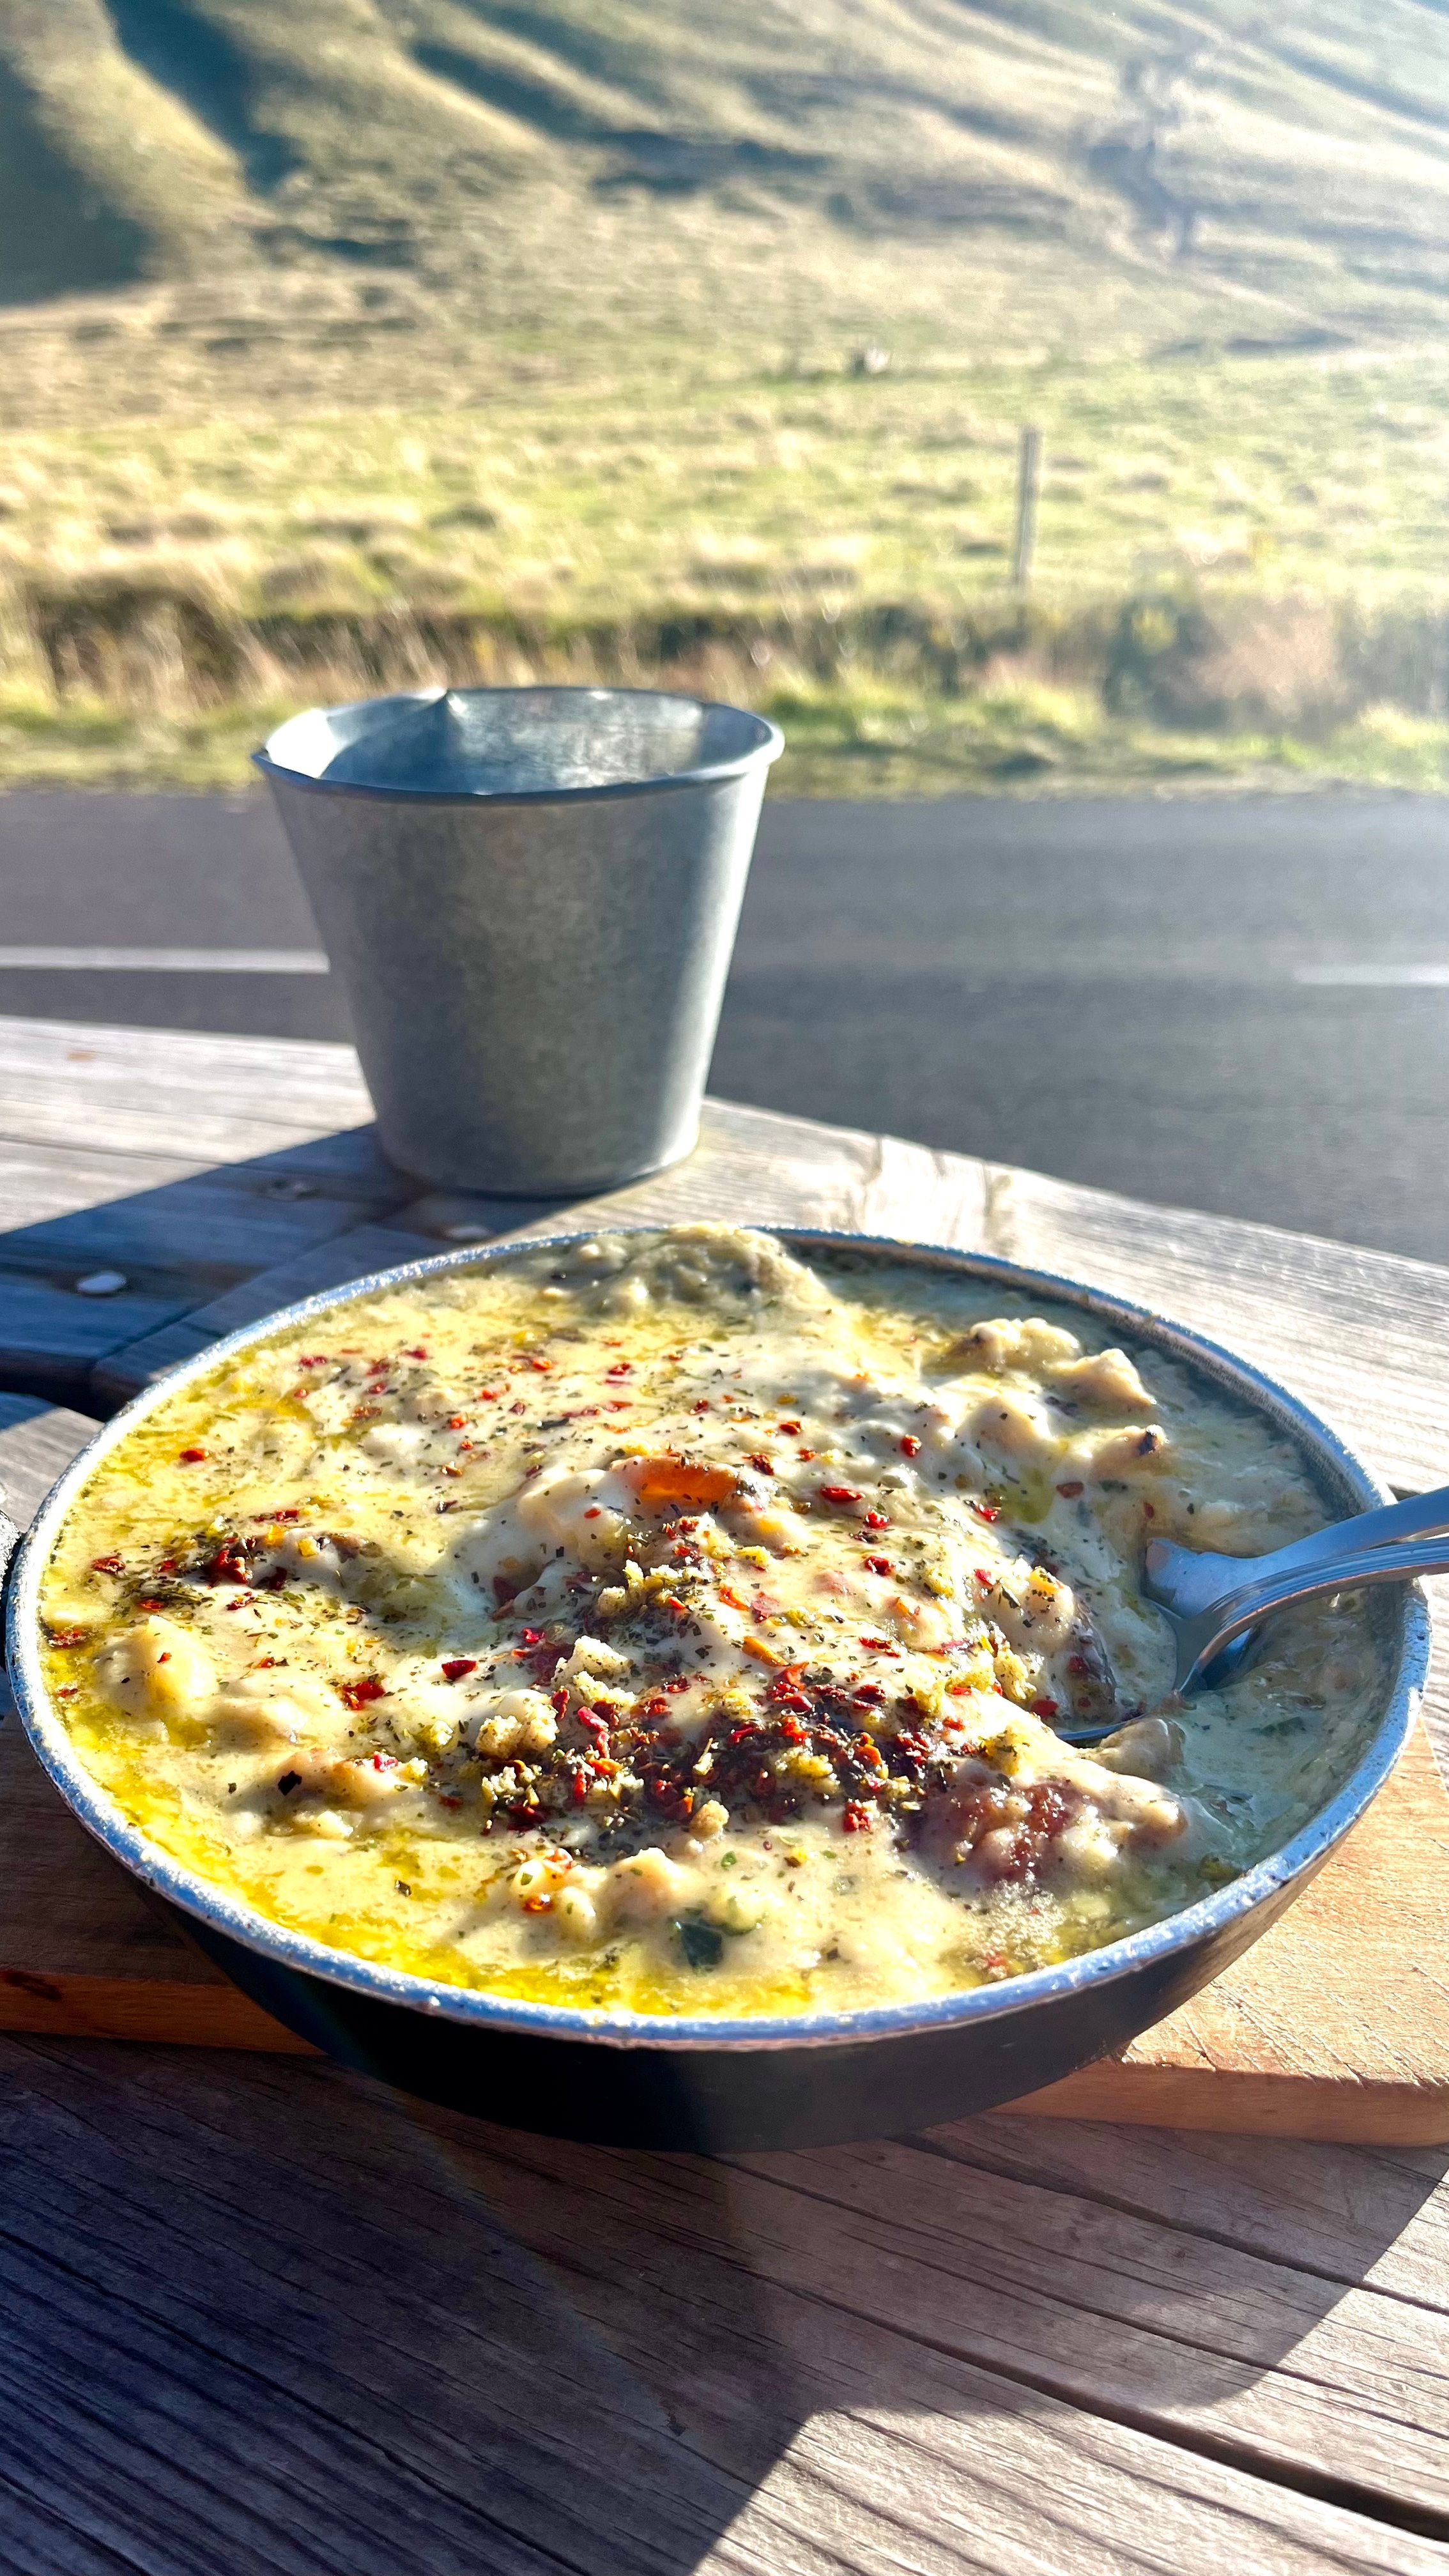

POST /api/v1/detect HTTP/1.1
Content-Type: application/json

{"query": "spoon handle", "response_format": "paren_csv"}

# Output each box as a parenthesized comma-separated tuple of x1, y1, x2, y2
(1175, 1535, 1449, 1695)
(1250, 1483, 1449, 1582)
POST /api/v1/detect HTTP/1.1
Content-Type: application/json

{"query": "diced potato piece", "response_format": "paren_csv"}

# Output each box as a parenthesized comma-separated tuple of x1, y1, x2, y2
(93, 1616, 215, 1721)
(604, 1847, 694, 1922)
(1051, 1347, 1154, 1411)
(969, 1391, 1059, 1466)
(1088, 1425, 1172, 1480)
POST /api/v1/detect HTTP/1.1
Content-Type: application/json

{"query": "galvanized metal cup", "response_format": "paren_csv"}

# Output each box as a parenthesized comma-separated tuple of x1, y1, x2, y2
(255, 685, 782, 1196)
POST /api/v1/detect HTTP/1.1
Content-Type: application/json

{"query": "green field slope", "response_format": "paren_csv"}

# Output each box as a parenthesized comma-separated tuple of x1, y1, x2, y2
(4, 0, 1449, 792)
(9, 0, 1449, 332)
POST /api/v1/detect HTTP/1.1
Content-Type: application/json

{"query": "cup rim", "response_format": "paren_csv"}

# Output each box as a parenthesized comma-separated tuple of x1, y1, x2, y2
(253, 684, 785, 807)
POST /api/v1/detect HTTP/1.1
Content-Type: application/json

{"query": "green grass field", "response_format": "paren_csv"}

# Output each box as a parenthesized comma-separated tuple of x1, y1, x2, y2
(5, 1, 1449, 792)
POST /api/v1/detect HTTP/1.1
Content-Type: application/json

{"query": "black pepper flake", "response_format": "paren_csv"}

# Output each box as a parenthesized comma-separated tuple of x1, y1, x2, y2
(395, 1878, 413, 1896)
(276, 1770, 302, 1797)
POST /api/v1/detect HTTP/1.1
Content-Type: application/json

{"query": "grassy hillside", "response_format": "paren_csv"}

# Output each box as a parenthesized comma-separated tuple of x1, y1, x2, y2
(4, 0, 1449, 790)
(11, 0, 1449, 331)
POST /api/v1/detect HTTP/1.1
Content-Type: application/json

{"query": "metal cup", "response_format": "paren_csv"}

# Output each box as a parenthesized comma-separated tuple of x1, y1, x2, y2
(256, 684, 782, 1195)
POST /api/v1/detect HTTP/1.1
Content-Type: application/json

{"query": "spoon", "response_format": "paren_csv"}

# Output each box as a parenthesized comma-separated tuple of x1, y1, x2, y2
(1052, 1483, 1449, 1743)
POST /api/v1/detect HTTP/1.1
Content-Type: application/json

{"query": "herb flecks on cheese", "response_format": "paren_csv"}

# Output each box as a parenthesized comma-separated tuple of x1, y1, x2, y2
(39, 1225, 1383, 2018)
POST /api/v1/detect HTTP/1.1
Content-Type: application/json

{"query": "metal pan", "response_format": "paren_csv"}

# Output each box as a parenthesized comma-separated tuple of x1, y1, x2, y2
(2, 1230, 1428, 2152)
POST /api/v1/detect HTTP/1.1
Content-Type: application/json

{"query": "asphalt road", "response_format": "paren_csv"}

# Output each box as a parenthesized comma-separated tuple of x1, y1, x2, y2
(1, 788, 1447, 1266)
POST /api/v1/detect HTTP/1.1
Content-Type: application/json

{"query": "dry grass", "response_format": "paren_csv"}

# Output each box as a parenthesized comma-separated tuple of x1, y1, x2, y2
(6, 327, 1449, 792)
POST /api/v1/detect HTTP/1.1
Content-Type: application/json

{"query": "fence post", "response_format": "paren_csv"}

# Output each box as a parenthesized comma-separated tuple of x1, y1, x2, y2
(1012, 425, 1042, 589)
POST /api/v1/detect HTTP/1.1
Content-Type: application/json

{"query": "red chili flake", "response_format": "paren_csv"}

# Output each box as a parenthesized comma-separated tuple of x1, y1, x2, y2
(525, 1354, 553, 1374)
(818, 1484, 862, 1506)
(583, 1506, 602, 1520)
(692, 1398, 711, 1413)
(864, 1554, 893, 1576)
(797, 1447, 816, 1461)
(439, 1794, 463, 1809)
(89, 1554, 124, 1575)
(778, 1418, 802, 1434)
(578, 1708, 611, 1747)
(178, 1446, 208, 1464)
(441, 1659, 477, 1683)
(749, 1453, 776, 1476)
(899, 1434, 922, 1457)
(1031, 1696, 1059, 1719)
(663, 1594, 689, 1618)
(478, 1386, 502, 1400)
(841, 1801, 874, 1834)
(49, 1626, 88, 1648)
(296, 1355, 328, 1368)
(404, 1346, 429, 1360)
(1067, 1654, 1089, 1676)
(519, 1627, 544, 1646)
(859, 1634, 894, 1651)
(606, 1399, 632, 1412)
(1055, 1480, 1084, 1499)
(339, 1675, 387, 1710)
(253, 1657, 280, 1671)
(1142, 1501, 1156, 1519)
(973, 1501, 1001, 1522)
(852, 1682, 884, 1705)
(606, 1362, 632, 1379)
(772, 1692, 812, 1719)
(446, 1413, 468, 1430)
(862, 1511, 889, 1531)
(136, 1597, 166, 1614)
(54, 1685, 77, 1700)
(664, 1675, 693, 1694)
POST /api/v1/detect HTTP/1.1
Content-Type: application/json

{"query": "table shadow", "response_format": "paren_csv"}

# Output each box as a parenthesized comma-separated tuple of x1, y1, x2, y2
(0, 2036, 1439, 2573)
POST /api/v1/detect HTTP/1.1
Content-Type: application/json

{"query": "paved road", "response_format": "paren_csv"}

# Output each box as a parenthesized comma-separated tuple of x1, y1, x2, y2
(1, 789, 1446, 1265)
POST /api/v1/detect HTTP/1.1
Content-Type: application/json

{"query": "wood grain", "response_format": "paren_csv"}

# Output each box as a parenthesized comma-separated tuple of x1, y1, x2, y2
(1, 2034, 1439, 2575)
(2, 1013, 1448, 2568)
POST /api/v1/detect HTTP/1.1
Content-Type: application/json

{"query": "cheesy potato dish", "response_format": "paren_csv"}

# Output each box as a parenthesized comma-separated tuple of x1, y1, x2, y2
(38, 1225, 1381, 2018)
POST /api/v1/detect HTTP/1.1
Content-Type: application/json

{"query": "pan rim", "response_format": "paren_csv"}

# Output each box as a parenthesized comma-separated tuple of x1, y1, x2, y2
(6, 1223, 1427, 2057)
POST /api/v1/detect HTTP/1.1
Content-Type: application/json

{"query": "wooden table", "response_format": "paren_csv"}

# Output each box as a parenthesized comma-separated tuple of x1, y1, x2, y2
(1, 1012, 1446, 2575)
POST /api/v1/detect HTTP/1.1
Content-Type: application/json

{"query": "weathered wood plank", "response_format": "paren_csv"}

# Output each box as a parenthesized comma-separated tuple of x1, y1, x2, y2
(0, 1015, 371, 1162)
(468, 2117, 1449, 2530)
(0, 1396, 98, 1531)
(1, 2035, 1440, 2575)
(926, 2115, 1449, 2311)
